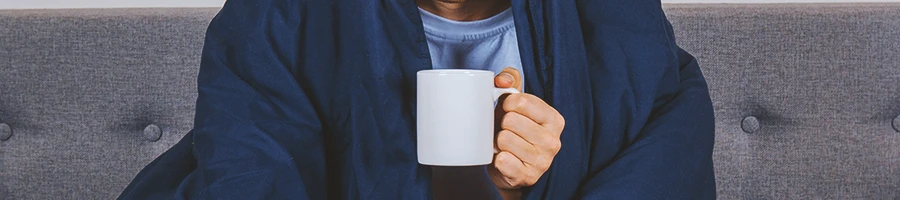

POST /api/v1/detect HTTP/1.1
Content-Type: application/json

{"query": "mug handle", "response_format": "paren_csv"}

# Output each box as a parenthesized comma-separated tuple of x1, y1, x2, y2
(493, 87, 520, 102)
(492, 87, 520, 154)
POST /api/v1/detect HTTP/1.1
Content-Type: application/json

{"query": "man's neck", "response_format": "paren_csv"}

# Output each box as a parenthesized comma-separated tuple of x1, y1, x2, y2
(416, 0, 511, 21)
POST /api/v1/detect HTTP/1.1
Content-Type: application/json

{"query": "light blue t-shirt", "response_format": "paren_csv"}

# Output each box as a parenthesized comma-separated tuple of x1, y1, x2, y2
(420, 7, 523, 199)
(420, 8, 524, 86)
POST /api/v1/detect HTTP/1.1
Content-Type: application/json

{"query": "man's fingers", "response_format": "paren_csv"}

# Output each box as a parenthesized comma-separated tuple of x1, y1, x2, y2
(496, 129, 540, 166)
(502, 94, 564, 132)
(501, 112, 547, 145)
(493, 151, 532, 188)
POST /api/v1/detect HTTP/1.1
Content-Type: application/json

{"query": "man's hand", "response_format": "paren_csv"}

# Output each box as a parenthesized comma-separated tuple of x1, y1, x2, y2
(489, 67, 565, 199)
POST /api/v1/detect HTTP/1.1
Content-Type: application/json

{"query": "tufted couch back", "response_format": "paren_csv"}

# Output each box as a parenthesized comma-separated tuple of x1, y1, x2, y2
(665, 4, 900, 199)
(0, 4, 898, 199)
(0, 8, 218, 199)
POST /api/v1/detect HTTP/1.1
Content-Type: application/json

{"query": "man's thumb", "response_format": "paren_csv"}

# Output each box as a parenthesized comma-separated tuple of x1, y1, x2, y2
(494, 67, 522, 91)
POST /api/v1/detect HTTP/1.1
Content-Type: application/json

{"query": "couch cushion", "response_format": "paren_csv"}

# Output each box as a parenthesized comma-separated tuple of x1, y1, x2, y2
(665, 3, 900, 199)
(0, 8, 217, 199)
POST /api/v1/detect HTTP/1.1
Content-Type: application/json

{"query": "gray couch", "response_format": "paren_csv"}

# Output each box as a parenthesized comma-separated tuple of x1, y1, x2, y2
(1, 4, 898, 199)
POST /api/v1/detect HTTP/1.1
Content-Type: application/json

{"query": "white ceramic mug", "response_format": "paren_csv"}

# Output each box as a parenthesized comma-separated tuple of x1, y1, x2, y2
(417, 69, 520, 166)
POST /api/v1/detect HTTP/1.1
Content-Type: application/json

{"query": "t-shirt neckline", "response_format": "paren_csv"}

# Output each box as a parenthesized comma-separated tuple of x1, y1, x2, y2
(418, 7, 515, 41)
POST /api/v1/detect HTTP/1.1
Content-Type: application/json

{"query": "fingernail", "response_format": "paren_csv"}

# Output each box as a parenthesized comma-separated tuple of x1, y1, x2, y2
(500, 73, 514, 84)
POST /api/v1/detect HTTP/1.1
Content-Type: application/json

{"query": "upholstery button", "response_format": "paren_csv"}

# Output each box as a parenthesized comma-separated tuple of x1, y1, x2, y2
(893, 115, 900, 133)
(143, 124, 162, 142)
(741, 116, 760, 133)
(0, 123, 11, 141)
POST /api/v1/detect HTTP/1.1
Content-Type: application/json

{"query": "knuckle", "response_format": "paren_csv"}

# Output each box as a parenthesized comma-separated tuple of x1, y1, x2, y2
(557, 115, 566, 128)
(522, 172, 538, 186)
(546, 138, 562, 152)
(525, 176, 538, 186)
(538, 164, 551, 173)
(514, 95, 529, 110)
(547, 113, 565, 132)
(538, 156, 553, 170)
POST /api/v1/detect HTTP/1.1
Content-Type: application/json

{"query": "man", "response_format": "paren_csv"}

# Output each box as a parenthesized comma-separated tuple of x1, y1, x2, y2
(120, 0, 716, 199)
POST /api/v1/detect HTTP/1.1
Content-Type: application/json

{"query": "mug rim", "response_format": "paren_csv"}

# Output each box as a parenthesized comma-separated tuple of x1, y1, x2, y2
(417, 69, 493, 76)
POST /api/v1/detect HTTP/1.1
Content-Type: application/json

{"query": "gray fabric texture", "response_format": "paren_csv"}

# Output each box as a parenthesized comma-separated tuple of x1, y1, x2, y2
(665, 3, 900, 199)
(0, 8, 218, 199)
(0, 4, 898, 199)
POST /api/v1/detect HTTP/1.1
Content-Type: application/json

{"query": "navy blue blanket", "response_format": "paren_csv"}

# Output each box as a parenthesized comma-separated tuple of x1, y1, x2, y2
(120, 0, 716, 199)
